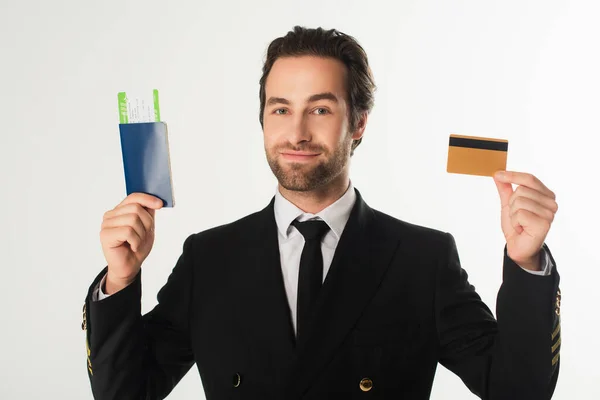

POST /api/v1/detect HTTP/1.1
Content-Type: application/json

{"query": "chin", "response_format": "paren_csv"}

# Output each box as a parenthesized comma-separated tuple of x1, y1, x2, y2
(275, 168, 317, 192)
(279, 165, 342, 193)
(266, 147, 347, 192)
(279, 179, 314, 192)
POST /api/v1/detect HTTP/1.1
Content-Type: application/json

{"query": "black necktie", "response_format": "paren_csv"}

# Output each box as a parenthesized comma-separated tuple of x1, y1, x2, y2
(291, 219, 330, 343)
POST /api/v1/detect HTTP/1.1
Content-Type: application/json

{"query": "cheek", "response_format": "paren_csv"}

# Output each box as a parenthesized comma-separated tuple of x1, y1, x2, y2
(263, 131, 280, 153)
(307, 115, 347, 143)
(263, 116, 287, 141)
(262, 114, 276, 135)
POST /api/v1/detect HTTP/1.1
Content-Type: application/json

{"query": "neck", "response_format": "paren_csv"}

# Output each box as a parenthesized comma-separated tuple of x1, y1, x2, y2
(278, 171, 350, 214)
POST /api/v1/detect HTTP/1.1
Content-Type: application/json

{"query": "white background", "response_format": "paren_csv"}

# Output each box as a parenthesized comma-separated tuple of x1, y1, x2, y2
(1, 0, 598, 398)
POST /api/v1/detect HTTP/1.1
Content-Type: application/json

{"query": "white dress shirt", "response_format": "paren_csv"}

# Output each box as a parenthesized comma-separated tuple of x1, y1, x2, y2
(94, 181, 553, 333)
(273, 181, 357, 334)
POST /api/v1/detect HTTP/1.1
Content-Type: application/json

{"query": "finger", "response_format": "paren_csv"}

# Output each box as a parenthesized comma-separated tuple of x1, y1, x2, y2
(494, 171, 555, 200)
(494, 178, 514, 208)
(117, 193, 164, 210)
(101, 213, 148, 243)
(100, 226, 143, 252)
(509, 185, 559, 213)
(509, 196, 555, 223)
(104, 203, 154, 232)
(511, 209, 550, 236)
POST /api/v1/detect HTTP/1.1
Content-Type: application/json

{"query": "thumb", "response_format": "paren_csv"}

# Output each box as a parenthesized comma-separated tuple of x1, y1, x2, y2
(494, 176, 513, 207)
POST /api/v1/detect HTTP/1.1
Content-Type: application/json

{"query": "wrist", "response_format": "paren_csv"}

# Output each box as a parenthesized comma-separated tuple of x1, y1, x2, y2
(515, 253, 542, 272)
(105, 271, 137, 295)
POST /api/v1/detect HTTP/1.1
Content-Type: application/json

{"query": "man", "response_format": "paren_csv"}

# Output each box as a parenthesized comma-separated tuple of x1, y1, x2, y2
(83, 26, 561, 399)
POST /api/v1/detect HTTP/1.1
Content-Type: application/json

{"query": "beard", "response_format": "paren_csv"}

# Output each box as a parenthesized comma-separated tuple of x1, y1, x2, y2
(265, 136, 352, 192)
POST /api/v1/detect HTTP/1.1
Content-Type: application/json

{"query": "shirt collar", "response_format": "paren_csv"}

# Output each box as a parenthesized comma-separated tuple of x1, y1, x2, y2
(274, 181, 356, 240)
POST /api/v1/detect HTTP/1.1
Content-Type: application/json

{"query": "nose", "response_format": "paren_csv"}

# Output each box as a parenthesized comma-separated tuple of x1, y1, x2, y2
(288, 114, 311, 145)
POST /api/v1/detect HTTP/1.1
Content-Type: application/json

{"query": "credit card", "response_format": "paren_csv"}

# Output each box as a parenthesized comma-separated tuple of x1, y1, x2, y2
(117, 89, 161, 123)
(446, 134, 508, 177)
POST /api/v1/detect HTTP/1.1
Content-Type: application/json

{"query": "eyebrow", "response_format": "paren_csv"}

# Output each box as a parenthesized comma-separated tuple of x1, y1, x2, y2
(266, 92, 339, 106)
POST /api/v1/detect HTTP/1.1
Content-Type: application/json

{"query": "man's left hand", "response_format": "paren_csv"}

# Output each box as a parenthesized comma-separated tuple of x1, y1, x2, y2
(493, 171, 559, 271)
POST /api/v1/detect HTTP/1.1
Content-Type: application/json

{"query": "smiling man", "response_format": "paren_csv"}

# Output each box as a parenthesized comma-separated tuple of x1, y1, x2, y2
(263, 55, 362, 213)
(84, 26, 561, 400)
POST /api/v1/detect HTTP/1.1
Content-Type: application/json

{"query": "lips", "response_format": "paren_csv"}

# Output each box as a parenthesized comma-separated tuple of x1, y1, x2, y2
(281, 152, 320, 161)
(282, 152, 319, 156)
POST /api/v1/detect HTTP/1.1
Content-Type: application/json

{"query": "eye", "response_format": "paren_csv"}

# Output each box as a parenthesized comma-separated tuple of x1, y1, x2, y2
(273, 108, 288, 115)
(312, 108, 330, 115)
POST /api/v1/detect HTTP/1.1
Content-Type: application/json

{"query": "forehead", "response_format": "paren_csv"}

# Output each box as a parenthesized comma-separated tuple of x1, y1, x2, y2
(265, 56, 348, 101)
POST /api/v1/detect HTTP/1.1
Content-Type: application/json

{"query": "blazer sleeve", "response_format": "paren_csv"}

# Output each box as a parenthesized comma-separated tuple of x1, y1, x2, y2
(83, 233, 197, 400)
(435, 233, 560, 400)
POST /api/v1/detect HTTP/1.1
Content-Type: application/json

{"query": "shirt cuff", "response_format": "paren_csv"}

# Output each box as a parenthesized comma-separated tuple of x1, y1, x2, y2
(517, 246, 554, 276)
(92, 273, 110, 301)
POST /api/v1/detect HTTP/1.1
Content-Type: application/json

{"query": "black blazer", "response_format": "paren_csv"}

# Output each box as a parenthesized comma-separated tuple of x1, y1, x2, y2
(83, 188, 561, 400)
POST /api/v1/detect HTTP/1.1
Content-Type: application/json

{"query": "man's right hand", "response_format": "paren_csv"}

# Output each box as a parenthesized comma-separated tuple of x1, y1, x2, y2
(99, 193, 164, 294)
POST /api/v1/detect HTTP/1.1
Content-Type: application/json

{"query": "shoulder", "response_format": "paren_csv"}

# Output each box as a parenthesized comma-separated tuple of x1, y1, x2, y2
(370, 207, 451, 249)
(183, 206, 271, 249)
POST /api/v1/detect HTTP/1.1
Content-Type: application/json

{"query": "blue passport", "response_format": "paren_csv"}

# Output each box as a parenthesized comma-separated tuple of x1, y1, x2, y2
(119, 121, 175, 207)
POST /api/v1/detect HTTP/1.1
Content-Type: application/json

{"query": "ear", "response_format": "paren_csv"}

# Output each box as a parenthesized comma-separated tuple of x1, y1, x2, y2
(351, 112, 368, 140)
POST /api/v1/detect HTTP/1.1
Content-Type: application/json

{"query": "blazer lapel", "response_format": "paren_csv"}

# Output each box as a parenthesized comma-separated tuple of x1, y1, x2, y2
(286, 189, 401, 399)
(235, 198, 296, 371)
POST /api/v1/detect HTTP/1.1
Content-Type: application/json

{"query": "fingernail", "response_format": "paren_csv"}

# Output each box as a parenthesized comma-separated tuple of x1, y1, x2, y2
(495, 171, 505, 179)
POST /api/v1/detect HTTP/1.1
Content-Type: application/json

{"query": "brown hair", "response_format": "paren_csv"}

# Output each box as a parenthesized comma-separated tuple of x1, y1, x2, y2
(259, 26, 376, 154)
